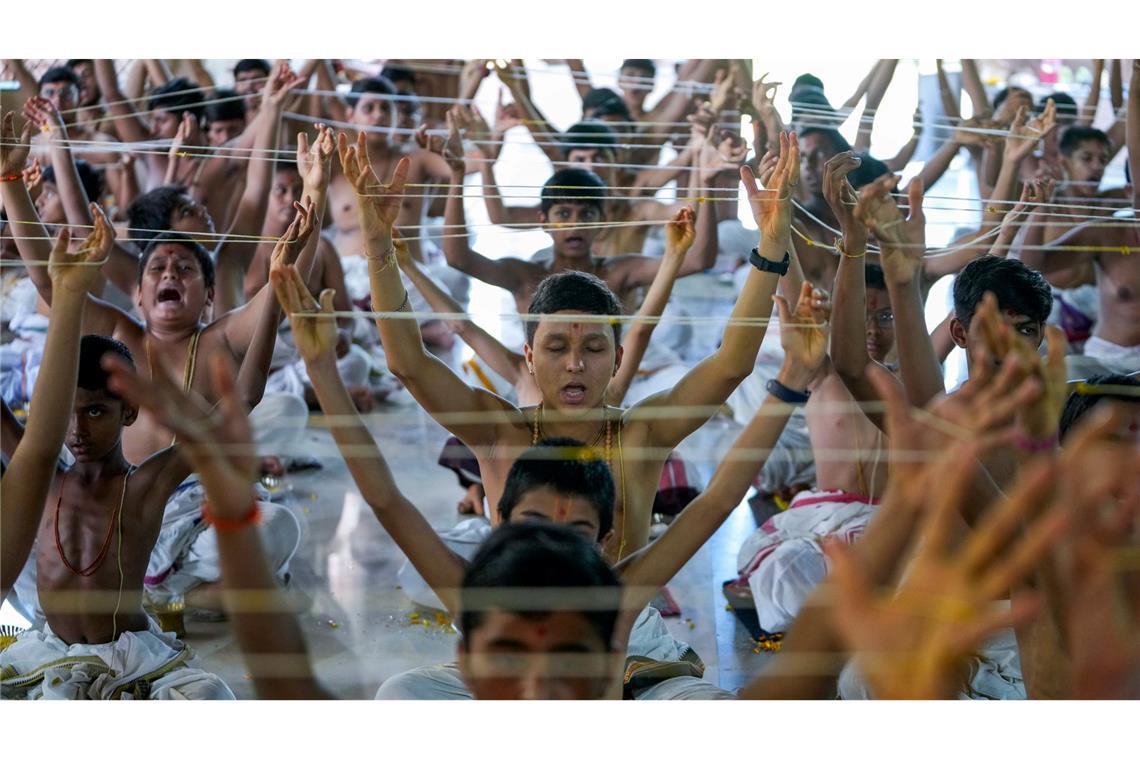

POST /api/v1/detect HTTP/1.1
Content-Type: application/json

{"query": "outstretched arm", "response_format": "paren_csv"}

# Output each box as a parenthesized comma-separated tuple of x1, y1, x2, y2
(93, 59, 153, 144)
(493, 61, 561, 164)
(824, 153, 895, 432)
(396, 236, 524, 387)
(214, 62, 305, 314)
(24, 97, 140, 297)
(342, 132, 522, 448)
(273, 266, 468, 612)
(0, 115, 127, 334)
(960, 59, 992, 119)
(606, 209, 694, 405)
(437, 109, 531, 290)
(565, 59, 592, 100)
(618, 283, 828, 609)
(218, 123, 334, 367)
(853, 60, 898, 153)
(2, 219, 111, 599)
(631, 133, 799, 448)
(859, 175, 945, 408)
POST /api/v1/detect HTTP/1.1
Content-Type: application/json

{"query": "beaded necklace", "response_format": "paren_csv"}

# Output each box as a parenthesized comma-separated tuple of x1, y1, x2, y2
(531, 402, 613, 468)
(54, 466, 134, 577)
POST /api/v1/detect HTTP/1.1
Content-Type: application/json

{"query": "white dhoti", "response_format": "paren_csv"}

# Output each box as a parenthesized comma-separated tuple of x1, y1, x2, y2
(0, 619, 234, 700)
(838, 621, 1026, 700)
(1081, 335, 1140, 375)
(737, 490, 878, 633)
(144, 479, 301, 600)
(0, 311, 47, 410)
(145, 393, 306, 600)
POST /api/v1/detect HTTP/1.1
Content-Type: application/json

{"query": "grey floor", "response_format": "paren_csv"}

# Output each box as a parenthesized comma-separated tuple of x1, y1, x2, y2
(181, 375, 775, 699)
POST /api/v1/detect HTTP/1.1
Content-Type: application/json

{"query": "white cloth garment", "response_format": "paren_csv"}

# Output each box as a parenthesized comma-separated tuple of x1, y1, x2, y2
(144, 393, 307, 601)
(737, 489, 878, 633)
(1081, 335, 1140, 375)
(838, 620, 1026, 700)
(340, 256, 467, 323)
(0, 618, 234, 700)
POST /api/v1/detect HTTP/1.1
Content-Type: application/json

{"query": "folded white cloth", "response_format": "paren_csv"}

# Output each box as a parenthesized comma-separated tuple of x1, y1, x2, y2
(0, 618, 233, 700)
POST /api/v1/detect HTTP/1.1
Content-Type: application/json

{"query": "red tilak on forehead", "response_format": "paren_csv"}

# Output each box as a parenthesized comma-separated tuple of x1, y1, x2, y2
(535, 624, 548, 638)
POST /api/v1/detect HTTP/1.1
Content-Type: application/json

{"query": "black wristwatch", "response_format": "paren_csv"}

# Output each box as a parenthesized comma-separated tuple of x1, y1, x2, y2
(749, 248, 791, 276)
(766, 378, 811, 405)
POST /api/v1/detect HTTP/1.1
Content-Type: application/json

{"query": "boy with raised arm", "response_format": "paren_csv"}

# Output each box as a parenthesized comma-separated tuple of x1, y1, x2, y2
(0, 218, 232, 698)
(1, 113, 322, 614)
(402, 208, 702, 515)
(1015, 61, 1140, 374)
(1, 224, 107, 600)
(348, 129, 801, 560)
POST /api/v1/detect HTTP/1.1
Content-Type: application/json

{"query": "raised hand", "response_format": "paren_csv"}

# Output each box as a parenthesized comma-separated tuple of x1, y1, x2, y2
(261, 60, 305, 112)
(104, 352, 258, 516)
(698, 127, 748, 185)
(708, 69, 739, 115)
(271, 263, 340, 364)
(740, 130, 799, 243)
(993, 176, 1055, 252)
(973, 293, 1068, 440)
(169, 111, 203, 162)
(22, 157, 43, 200)
(755, 149, 779, 189)
(268, 198, 317, 274)
(751, 73, 781, 119)
(460, 59, 491, 98)
(686, 101, 718, 152)
(825, 442, 1072, 699)
(864, 355, 1042, 503)
(664, 206, 696, 258)
(49, 203, 114, 295)
(775, 280, 831, 382)
(414, 107, 465, 173)
(336, 131, 410, 246)
(22, 96, 67, 141)
(0, 112, 34, 178)
(951, 116, 1000, 149)
(296, 123, 334, 190)
(492, 88, 523, 136)
(855, 174, 926, 285)
(821, 151, 866, 247)
(1004, 100, 1058, 164)
(450, 104, 492, 162)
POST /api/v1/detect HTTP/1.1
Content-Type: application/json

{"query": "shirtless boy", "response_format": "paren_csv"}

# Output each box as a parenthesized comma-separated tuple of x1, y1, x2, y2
(347, 129, 802, 560)
(1015, 67, 1140, 373)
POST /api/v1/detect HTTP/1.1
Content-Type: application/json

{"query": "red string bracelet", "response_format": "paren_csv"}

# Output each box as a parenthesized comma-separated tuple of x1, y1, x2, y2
(201, 498, 262, 532)
(1, 173, 23, 183)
